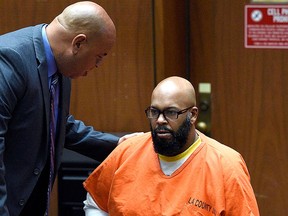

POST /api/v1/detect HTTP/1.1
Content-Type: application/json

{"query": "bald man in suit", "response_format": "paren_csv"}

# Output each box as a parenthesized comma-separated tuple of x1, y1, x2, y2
(0, 1, 136, 215)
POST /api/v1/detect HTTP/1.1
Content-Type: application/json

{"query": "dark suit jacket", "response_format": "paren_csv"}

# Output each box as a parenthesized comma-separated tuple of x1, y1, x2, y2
(0, 24, 119, 216)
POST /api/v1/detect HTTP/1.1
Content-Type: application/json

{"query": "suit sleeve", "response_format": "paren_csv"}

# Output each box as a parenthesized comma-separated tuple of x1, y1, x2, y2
(64, 115, 119, 162)
(0, 48, 26, 216)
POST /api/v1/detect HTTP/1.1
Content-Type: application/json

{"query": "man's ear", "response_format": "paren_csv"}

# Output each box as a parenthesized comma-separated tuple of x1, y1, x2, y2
(190, 106, 198, 124)
(72, 34, 87, 54)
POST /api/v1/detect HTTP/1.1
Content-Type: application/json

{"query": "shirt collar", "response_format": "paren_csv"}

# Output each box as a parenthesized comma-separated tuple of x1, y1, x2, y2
(41, 25, 57, 78)
(158, 136, 201, 162)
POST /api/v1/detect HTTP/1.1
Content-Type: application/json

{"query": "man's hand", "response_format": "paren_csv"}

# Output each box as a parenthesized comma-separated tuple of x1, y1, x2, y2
(118, 132, 144, 145)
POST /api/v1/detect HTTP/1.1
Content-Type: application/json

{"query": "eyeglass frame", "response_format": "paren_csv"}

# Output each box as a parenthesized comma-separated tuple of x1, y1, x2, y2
(145, 106, 193, 121)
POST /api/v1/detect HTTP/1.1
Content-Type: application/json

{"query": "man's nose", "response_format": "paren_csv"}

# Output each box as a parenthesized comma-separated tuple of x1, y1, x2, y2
(156, 113, 167, 124)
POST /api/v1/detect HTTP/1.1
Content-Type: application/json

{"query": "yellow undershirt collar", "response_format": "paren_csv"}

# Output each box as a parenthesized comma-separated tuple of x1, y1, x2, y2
(158, 136, 201, 162)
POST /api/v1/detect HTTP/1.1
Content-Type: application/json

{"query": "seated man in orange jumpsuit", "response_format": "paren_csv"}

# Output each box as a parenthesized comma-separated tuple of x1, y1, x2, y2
(83, 76, 260, 216)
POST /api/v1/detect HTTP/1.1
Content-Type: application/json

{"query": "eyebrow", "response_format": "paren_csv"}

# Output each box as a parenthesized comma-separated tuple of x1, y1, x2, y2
(151, 106, 178, 110)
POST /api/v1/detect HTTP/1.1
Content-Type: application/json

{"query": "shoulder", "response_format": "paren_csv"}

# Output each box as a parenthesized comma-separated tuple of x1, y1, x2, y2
(199, 131, 242, 158)
(0, 25, 41, 42)
(198, 131, 249, 175)
(84, 132, 153, 188)
(97, 132, 152, 167)
(115, 132, 152, 154)
(0, 25, 43, 58)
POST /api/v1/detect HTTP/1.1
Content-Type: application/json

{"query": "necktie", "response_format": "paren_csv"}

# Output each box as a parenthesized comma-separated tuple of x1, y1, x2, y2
(46, 73, 59, 215)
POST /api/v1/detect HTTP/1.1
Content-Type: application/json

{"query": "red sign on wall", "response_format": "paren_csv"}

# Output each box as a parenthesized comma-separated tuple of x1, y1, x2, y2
(245, 5, 288, 48)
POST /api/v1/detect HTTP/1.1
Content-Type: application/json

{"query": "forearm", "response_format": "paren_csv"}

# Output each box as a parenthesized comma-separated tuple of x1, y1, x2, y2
(65, 115, 119, 161)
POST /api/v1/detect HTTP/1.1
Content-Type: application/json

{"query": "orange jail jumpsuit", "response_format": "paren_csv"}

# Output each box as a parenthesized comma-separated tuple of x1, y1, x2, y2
(84, 132, 260, 216)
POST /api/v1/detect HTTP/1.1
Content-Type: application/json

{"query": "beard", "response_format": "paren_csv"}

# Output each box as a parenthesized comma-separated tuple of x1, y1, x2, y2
(151, 116, 191, 156)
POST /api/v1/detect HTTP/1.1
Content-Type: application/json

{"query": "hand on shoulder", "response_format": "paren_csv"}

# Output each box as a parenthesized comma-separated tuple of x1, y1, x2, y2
(117, 132, 144, 145)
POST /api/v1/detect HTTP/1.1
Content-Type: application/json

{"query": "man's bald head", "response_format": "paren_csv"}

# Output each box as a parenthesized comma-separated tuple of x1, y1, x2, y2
(57, 1, 116, 39)
(152, 76, 197, 108)
(46, 1, 116, 78)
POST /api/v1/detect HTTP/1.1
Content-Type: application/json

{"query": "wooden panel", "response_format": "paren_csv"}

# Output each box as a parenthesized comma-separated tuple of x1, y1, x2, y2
(190, 1, 288, 215)
(0, 0, 76, 33)
(70, 0, 154, 133)
(154, 0, 188, 82)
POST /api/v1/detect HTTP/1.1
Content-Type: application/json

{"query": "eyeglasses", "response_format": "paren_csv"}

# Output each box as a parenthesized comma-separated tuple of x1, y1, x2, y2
(145, 106, 192, 120)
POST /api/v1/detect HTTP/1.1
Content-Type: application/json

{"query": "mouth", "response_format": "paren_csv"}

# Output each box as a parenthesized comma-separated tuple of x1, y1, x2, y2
(156, 130, 172, 139)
